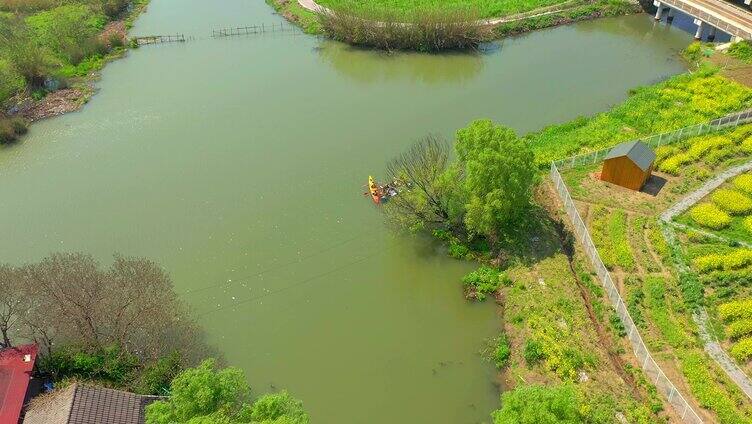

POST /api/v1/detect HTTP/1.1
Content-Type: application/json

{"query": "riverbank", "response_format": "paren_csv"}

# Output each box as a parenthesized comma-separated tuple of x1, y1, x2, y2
(398, 67, 752, 421)
(267, 0, 643, 45)
(0, 0, 150, 142)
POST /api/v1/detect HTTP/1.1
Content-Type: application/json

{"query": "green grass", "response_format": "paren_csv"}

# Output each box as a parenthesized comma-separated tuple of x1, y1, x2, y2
(527, 68, 752, 167)
(316, 0, 567, 18)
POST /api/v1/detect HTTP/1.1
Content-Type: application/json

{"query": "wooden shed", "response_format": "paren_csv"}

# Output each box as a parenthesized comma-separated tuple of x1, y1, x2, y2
(600, 141, 656, 191)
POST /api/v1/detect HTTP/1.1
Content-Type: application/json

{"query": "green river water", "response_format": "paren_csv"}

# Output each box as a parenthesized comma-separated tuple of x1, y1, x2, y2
(0, 2, 693, 422)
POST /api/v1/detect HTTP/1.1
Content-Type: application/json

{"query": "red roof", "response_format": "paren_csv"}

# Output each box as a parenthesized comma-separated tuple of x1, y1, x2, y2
(0, 344, 37, 424)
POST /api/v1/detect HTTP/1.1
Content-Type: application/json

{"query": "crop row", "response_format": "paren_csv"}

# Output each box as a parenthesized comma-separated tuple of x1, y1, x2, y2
(655, 125, 752, 175)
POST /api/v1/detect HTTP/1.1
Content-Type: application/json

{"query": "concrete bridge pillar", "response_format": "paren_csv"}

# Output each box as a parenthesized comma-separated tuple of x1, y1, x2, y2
(654, 1, 663, 20)
(707, 26, 717, 41)
(666, 7, 674, 22)
(694, 19, 705, 40)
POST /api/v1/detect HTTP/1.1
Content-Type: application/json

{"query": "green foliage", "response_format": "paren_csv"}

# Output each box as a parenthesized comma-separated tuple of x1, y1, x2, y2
(133, 352, 183, 396)
(250, 392, 309, 424)
(145, 359, 308, 424)
(528, 69, 752, 166)
(522, 339, 544, 365)
(712, 189, 752, 215)
(491, 384, 583, 424)
(146, 359, 253, 424)
(0, 58, 23, 102)
(627, 287, 645, 328)
(643, 277, 691, 348)
(59, 53, 105, 77)
(728, 40, 752, 63)
(689, 203, 731, 230)
(462, 266, 504, 301)
(39, 345, 139, 385)
(683, 42, 713, 63)
(25, 4, 105, 65)
(492, 335, 511, 369)
(448, 239, 470, 259)
(608, 210, 634, 271)
(609, 312, 626, 337)
(455, 119, 537, 238)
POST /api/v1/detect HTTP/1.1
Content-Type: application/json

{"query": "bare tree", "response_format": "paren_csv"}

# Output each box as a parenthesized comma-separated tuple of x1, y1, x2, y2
(0, 264, 32, 348)
(384, 135, 463, 232)
(14, 253, 210, 365)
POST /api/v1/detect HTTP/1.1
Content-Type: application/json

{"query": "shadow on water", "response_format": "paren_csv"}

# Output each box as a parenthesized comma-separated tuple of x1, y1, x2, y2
(316, 41, 486, 85)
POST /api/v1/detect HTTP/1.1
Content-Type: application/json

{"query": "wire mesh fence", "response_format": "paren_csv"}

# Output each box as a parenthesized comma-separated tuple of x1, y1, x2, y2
(553, 109, 752, 172)
(549, 164, 704, 423)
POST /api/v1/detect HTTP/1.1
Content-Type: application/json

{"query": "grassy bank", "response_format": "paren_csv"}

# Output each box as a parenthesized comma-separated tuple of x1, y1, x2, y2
(493, 0, 639, 37)
(316, 0, 571, 19)
(0, 0, 150, 141)
(526, 67, 752, 167)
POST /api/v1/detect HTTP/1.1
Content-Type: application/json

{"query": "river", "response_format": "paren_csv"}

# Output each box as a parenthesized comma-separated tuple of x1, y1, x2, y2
(0, 2, 692, 422)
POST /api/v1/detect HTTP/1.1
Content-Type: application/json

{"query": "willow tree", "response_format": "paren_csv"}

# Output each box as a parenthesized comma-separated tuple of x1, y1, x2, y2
(455, 119, 537, 244)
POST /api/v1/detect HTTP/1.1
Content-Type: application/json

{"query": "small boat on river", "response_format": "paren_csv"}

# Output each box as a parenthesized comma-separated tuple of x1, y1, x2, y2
(366, 176, 401, 205)
(368, 176, 381, 204)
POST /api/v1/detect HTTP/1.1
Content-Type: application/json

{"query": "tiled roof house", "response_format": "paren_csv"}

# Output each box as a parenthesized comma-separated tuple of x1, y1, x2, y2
(23, 384, 163, 424)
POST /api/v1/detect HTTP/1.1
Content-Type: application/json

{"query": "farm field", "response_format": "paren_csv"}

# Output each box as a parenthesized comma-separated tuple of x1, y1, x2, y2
(560, 122, 752, 423)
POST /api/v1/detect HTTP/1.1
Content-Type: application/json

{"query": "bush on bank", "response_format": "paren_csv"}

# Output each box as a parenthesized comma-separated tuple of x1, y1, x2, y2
(317, 7, 495, 51)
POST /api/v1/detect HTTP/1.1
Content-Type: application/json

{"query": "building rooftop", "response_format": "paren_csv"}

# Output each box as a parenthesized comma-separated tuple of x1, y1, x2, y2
(604, 140, 656, 172)
(23, 384, 163, 424)
(0, 344, 38, 424)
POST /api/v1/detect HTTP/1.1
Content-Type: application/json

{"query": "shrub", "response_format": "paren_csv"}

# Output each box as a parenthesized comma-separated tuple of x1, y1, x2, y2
(729, 40, 752, 63)
(492, 384, 583, 424)
(317, 8, 495, 52)
(0, 116, 28, 143)
(523, 339, 545, 365)
(448, 240, 470, 259)
(462, 266, 502, 301)
(727, 319, 752, 340)
(712, 189, 752, 215)
(492, 335, 511, 369)
(734, 174, 752, 194)
(731, 337, 752, 362)
(689, 203, 731, 229)
(719, 299, 752, 322)
(39, 345, 139, 384)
